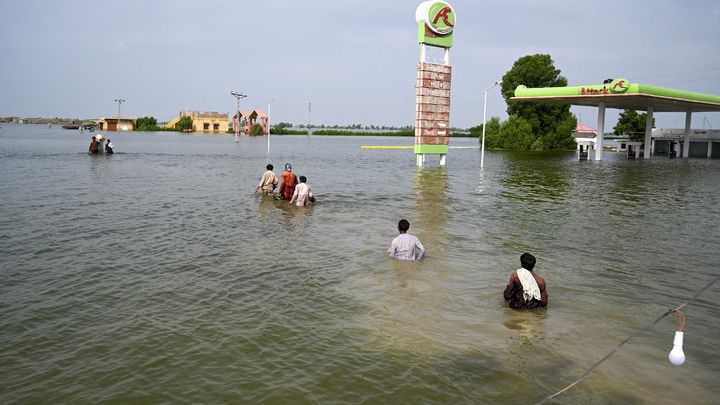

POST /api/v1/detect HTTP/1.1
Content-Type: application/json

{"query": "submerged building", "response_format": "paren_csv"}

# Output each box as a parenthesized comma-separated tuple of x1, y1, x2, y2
(165, 111, 229, 133)
(232, 109, 268, 135)
(97, 117, 136, 131)
(574, 126, 720, 159)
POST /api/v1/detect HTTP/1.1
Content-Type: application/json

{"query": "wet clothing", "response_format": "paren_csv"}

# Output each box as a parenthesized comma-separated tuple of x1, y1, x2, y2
(278, 171, 298, 200)
(290, 182, 313, 206)
(388, 233, 425, 261)
(257, 170, 278, 195)
(503, 269, 548, 309)
(105, 142, 114, 154)
(89, 139, 99, 154)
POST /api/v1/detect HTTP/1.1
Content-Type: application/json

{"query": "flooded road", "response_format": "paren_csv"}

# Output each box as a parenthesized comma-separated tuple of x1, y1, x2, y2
(1, 125, 718, 404)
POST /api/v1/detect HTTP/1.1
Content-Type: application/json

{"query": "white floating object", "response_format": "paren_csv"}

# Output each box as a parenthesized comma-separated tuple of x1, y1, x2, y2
(668, 331, 686, 366)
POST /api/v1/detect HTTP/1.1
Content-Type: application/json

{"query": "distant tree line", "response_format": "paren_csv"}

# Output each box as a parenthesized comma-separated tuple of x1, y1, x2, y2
(136, 116, 191, 132)
(136, 116, 160, 131)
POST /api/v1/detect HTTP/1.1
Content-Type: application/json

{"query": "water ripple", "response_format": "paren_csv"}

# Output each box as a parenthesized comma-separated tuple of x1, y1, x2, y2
(0, 128, 719, 404)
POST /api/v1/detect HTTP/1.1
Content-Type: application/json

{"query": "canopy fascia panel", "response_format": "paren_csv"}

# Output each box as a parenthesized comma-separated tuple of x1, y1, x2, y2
(511, 82, 720, 112)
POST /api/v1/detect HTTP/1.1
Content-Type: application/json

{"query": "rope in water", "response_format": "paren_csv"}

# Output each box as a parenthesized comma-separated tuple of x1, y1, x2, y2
(534, 275, 719, 405)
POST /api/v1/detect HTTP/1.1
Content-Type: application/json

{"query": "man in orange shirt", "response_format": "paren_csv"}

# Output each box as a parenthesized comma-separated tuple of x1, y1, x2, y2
(277, 163, 298, 201)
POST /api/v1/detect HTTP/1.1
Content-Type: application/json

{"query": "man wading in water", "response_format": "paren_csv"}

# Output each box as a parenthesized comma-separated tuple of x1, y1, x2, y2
(289, 175, 314, 207)
(277, 163, 298, 201)
(388, 219, 425, 261)
(503, 253, 548, 309)
(88, 136, 99, 154)
(256, 164, 278, 196)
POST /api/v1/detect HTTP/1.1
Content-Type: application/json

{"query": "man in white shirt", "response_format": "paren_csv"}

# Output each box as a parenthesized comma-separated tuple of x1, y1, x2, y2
(289, 175, 314, 206)
(388, 219, 425, 261)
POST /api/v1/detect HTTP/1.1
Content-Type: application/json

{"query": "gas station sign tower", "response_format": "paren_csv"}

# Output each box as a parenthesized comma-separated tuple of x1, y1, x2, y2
(414, 1, 455, 166)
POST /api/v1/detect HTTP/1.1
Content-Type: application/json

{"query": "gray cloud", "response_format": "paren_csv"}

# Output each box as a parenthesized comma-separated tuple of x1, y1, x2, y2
(1, 0, 719, 128)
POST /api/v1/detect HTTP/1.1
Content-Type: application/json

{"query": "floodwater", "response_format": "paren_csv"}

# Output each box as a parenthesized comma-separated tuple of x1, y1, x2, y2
(1, 125, 718, 404)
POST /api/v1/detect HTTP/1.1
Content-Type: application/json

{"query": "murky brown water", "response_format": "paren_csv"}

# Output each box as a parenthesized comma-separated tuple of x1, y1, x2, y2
(1, 125, 718, 404)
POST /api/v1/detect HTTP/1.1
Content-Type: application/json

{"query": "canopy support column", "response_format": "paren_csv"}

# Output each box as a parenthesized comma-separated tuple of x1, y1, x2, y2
(595, 101, 605, 161)
(643, 106, 654, 159)
(683, 112, 692, 158)
(708, 142, 713, 158)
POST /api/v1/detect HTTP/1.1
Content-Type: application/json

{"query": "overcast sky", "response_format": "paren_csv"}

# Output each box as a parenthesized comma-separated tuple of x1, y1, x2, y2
(2, 0, 720, 129)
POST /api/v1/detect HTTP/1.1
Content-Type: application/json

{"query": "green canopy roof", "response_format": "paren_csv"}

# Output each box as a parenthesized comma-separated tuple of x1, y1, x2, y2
(511, 80, 720, 112)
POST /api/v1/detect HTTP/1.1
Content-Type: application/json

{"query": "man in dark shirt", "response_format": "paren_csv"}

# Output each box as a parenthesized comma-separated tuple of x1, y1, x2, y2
(503, 253, 548, 309)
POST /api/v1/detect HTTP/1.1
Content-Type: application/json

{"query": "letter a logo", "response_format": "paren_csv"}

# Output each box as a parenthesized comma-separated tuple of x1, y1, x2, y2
(609, 78, 630, 93)
(427, 2, 455, 35)
(432, 7, 454, 27)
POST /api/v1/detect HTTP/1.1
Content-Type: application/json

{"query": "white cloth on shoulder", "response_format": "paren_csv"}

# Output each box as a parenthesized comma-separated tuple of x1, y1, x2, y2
(516, 268, 541, 302)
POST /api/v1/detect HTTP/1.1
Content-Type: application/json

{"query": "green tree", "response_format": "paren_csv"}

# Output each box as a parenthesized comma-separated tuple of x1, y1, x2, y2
(501, 116, 535, 150)
(613, 109, 655, 141)
(536, 113, 577, 149)
(500, 54, 576, 149)
(470, 117, 502, 148)
(274, 122, 293, 129)
(175, 116, 193, 132)
(136, 116, 158, 131)
(250, 123, 264, 135)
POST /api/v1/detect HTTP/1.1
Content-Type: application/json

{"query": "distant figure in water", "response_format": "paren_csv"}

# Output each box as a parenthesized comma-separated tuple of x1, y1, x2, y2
(277, 163, 298, 200)
(105, 138, 114, 154)
(388, 219, 425, 261)
(96, 134, 105, 151)
(503, 253, 548, 309)
(290, 175, 314, 206)
(256, 164, 278, 195)
(88, 136, 99, 154)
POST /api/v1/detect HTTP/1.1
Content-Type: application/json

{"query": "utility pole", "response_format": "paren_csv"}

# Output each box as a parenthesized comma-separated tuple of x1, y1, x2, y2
(230, 91, 247, 137)
(267, 99, 276, 156)
(308, 102, 312, 135)
(114, 98, 125, 131)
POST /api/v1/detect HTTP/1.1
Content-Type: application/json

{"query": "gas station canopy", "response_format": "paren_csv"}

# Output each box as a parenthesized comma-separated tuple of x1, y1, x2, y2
(509, 79, 720, 160)
(511, 79, 720, 113)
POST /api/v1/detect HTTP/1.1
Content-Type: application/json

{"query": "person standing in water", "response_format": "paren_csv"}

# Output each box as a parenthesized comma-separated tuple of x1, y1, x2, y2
(289, 176, 314, 206)
(256, 164, 278, 195)
(105, 138, 114, 154)
(88, 136, 99, 154)
(503, 253, 548, 309)
(388, 219, 425, 261)
(277, 163, 298, 201)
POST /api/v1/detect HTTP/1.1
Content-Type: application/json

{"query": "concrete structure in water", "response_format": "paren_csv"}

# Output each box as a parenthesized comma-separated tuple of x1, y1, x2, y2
(414, 1, 455, 167)
(512, 79, 720, 160)
(574, 125, 720, 160)
(232, 109, 268, 135)
(650, 128, 720, 158)
(165, 111, 229, 133)
(97, 117, 136, 131)
(574, 124, 596, 160)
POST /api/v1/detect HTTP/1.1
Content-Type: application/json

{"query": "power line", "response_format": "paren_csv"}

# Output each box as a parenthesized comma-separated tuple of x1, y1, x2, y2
(534, 275, 719, 405)
(634, 66, 720, 81)
(654, 74, 720, 86)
